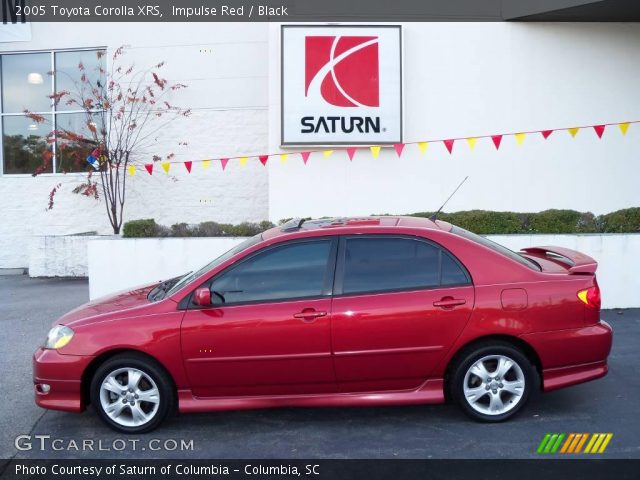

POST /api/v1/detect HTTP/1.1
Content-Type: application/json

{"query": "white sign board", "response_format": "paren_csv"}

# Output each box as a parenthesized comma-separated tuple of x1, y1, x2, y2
(281, 25, 402, 146)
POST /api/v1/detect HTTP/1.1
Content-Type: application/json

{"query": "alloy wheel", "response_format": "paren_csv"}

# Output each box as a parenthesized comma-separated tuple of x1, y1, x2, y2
(99, 367, 160, 427)
(462, 354, 525, 416)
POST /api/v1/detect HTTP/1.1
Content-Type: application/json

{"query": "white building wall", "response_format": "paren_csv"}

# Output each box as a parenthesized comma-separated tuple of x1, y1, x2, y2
(267, 22, 640, 220)
(0, 23, 270, 268)
(2, 22, 640, 270)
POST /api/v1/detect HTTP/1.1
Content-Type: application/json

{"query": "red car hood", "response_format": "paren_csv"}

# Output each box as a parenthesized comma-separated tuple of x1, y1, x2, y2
(55, 282, 160, 327)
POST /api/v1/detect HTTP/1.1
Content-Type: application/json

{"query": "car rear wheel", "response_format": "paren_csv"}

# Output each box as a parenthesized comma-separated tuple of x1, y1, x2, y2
(90, 353, 173, 433)
(451, 342, 537, 422)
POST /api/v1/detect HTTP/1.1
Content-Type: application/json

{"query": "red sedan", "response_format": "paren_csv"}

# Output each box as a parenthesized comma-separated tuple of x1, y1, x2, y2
(33, 217, 612, 432)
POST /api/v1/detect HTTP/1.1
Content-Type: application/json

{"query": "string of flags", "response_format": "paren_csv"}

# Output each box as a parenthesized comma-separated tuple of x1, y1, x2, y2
(115, 120, 637, 176)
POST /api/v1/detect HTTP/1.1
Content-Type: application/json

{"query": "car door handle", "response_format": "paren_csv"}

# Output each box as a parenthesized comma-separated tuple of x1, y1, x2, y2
(433, 297, 466, 309)
(293, 309, 327, 322)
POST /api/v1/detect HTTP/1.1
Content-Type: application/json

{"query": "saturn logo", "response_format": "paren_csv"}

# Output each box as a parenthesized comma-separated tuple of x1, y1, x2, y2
(304, 35, 380, 108)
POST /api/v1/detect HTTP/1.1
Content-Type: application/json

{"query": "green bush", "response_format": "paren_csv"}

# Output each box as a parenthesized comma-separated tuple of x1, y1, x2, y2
(527, 209, 598, 234)
(123, 219, 276, 238)
(124, 208, 640, 237)
(122, 219, 160, 238)
(600, 207, 640, 233)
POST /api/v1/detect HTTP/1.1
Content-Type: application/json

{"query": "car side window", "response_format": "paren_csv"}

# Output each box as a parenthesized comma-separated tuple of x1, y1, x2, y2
(209, 240, 332, 305)
(341, 237, 469, 295)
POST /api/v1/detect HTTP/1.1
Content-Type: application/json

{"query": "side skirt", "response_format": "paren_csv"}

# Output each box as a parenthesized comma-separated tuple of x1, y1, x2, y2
(178, 379, 444, 413)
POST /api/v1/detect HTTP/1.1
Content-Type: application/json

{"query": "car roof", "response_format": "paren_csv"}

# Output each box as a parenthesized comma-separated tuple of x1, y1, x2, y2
(262, 216, 451, 240)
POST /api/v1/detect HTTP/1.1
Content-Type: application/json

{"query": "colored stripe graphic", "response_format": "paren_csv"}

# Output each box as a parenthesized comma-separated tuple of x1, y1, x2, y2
(538, 433, 613, 454)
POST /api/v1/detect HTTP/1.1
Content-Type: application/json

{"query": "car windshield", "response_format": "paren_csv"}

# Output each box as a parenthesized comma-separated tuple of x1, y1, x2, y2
(154, 234, 264, 300)
(450, 226, 541, 271)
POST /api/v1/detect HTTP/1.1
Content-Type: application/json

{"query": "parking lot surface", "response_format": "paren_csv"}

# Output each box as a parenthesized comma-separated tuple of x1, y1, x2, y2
(1, 275, 638, 459)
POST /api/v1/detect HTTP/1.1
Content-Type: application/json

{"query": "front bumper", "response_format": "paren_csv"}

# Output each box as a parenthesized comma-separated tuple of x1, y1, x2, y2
(520, 320, 613, 392)
(32, 348, 94, 413)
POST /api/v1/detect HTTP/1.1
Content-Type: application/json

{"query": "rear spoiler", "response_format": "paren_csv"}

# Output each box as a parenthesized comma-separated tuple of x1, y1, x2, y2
(520, 246, 597, 274)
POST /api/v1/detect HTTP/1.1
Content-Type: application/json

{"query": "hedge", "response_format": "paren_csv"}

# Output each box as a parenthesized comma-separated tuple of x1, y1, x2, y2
(408, 208, 640, 234)
(122, 208, 640, 237)
(123, 219, 276, 238)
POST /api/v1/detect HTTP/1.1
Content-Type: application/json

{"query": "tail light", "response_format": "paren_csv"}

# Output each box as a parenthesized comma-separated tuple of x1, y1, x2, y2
(577, 285, 601, 309)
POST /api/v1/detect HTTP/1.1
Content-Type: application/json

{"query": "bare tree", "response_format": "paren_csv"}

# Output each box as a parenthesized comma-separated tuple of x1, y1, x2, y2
(26, 46, 191, 234)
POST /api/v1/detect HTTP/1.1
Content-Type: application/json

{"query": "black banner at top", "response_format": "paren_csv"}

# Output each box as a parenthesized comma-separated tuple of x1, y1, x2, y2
(1, 0, 639, 22)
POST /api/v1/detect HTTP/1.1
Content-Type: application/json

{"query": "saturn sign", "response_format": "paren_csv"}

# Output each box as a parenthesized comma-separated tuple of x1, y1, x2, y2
(281, 25, 402, 146)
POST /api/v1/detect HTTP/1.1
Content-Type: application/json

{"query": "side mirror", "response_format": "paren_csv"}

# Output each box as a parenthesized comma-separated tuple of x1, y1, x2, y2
(193, 287, 211, 307)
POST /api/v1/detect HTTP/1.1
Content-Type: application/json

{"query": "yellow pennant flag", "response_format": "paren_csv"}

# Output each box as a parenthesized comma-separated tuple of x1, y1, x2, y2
(323, 150, 333, 158)
(280, 154, 289, 164)
(161, 162, 170, 174)
(466, 138, 477, 150)
(417, 142, 428, 154)
(239, 156, 249, 167)
(202, 160, 211, 170)
(370, 146, 381, 158)
(619, 122, 630, 135)
(127, 164, 135, 176)
(515, 133, 526, 145)
(568, 127, 580, 138)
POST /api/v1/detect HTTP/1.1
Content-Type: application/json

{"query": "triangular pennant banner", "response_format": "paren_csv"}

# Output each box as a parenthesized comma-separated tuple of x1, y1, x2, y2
(393, 143, 405, 157)
(301, 152, 311, 164)
(370, 146, 381, 159)
(515, 133, 526, 145)
(127, 164, 135, 176)
(541, 130, 554, 139)
(239, 156, 248, 167)
(568, 127, 580, 138)
(466, 138, 477, 150)
(259, 155, 269, 166)
(280, 154, 288, 164)
(443, 139, 454, 154)
(619, 122, 630, 135)
(144, 163, 153, 175)
(220, 158, 229, 170)
(346, 148, 357, 161)
(161, 162, 170, 173)
(184, 161, 192, 173)
(323, 150, 333, 158)
(417, 142, 428, 154)
(593, 125, 605, 139)
(202, 160, 211, 170)
(491, 135, 503, 150)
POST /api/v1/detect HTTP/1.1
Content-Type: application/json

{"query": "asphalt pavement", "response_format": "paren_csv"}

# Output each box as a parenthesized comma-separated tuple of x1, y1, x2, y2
(1, 275, 638, 460)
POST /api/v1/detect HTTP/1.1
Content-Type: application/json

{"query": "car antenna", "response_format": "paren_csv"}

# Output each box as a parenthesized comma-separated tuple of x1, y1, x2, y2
(429, 176, 469, 222)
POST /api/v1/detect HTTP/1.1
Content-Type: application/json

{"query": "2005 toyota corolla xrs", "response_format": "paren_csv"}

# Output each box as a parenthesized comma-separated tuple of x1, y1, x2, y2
(33, 217, 612, 432)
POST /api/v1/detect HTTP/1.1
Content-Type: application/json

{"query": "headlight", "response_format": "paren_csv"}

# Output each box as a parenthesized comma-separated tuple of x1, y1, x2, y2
(44, 325, 75, 350)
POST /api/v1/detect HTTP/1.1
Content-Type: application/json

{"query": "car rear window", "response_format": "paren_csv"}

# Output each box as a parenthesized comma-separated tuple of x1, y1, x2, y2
(340, 236, 470, 295)
(450, 226, 541, 271)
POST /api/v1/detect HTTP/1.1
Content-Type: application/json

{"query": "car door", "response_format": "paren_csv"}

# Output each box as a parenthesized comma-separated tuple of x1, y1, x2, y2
(331, 235, 474, 392)
(181, 237, 338, 397)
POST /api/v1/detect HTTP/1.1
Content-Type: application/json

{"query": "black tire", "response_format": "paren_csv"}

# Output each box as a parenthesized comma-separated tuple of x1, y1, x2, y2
(450, 341, 538, 422)
(90, 353, 174, 433)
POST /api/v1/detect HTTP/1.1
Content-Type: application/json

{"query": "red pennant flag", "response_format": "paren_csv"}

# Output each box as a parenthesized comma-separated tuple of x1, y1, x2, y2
(593, 125, 606, 139)
(301, 152, 311, 164)
(184, 161, 192, 173)
(393, 143, 405, 157)
(346, 147, 357, 161)
(541, 130, 554, 139)
(491, 135, 503, 150)
(144, 163, 153, 175)
(443, 139, 455, 154)
(220, 158, 229, 171)
(259, 155, 269, 166)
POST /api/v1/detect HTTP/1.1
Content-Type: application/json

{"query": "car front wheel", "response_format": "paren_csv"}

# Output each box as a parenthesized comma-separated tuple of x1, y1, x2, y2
(90, 353, 173, 433)
(451, 342, 538, 422)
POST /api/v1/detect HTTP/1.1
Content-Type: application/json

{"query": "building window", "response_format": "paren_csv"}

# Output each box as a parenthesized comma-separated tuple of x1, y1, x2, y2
(0, 48, 105, 175)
